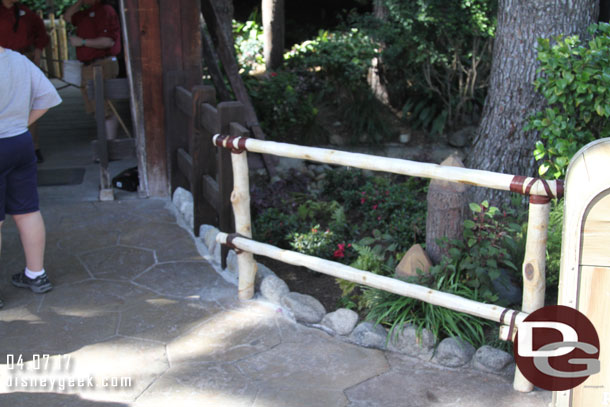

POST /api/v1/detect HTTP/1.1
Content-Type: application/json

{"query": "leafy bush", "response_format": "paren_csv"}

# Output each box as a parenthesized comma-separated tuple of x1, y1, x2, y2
(355, 0, 496, 135)
(233, 18, 264, 71)
(244, 70, 321, 143)
(529, 23, 610, 179)
(21, 0, 74, 14)
(361, 199, 526, 348)
(286, 29, 394, 143)
(288, 225, 336, 258)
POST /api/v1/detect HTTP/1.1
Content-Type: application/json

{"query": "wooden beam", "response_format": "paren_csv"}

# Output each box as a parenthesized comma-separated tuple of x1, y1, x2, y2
(94, 66, 113, 201)
(138, 0, 168, 196)
(120, 0, 149, 197)
(92, 138, 136, 161)
(202, 174, 220, 212)
(177, 148, 193, 183)
(86, 78, 131, 100)
(175, 86, 193, 117)
(200, 103, 220, 135)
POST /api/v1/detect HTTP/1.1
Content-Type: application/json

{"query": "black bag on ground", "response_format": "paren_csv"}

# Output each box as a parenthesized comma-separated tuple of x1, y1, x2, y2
(112, 166, 139, 192)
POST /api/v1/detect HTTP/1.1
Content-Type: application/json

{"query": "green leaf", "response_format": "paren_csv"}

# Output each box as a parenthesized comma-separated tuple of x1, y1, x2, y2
(463, 220, 476, 229)
(469, 203, 482, 213)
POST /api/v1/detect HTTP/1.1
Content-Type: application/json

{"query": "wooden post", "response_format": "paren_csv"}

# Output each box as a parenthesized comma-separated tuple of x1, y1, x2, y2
(426, 154, 469, 263)
(164, 70, 190, 194)
(94, 66, 114, 201)
(217, 102, 243, 268)
(513, 197, 550, 392)
(228, 127, 258, 299)
(554, 139, 610, 407)
(191, 86, 218, 234)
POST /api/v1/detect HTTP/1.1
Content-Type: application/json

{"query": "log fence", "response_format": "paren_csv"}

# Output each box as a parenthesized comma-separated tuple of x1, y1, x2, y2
(210, 121, 565, 394)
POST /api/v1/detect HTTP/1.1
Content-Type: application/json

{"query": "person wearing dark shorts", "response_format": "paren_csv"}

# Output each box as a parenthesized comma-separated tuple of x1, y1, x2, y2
(0, 46, 62, 308)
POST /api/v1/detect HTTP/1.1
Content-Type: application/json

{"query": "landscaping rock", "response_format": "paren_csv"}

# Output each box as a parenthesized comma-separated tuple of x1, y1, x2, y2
(320, 308, 359, 336)
(329, 134, 347, 146)
(182, 202, 194, 229)
(226, 249, 238, 274)
(260, 275, 290, 305)
(395, 244, 433, 279)
(432, 337, 476, 367)
(172, 187, 192, 210)
(255, 262, 277, 290)
(472, 345, 514, 374)
(387, 324, 436, 359)
(349, 322, 388, 350)
(280, 292, 326, 324)
(447, 126, 476, 148)
(199, 224, 220, 253)
(399, 133, 411, 144)
(277, 157, 306, 173)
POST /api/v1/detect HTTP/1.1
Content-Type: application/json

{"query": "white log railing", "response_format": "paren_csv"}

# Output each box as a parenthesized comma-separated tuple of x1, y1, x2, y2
(212, 133, 564, 393)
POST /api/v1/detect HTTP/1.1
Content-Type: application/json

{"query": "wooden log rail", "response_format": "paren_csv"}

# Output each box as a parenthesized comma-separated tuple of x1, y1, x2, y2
(212, 133, 565, 393)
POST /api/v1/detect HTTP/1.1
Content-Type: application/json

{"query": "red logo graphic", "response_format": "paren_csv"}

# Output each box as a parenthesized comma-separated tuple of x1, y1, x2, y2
(514, 305, 600, 391)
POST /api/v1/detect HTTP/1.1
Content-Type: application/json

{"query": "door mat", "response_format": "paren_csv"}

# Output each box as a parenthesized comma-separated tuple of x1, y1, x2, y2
(37, 168, 86, 186)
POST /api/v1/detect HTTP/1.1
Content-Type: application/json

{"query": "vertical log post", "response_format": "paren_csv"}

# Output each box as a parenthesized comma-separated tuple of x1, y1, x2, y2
(94, 66, 114, 201)
(58, 18, 68, 62)
(49, 13, 61, 77)
(228, 126, 258, 300)
(513, 197, 550, 392)
(217, 102, 243, 268)
(425, 154, 469, 263)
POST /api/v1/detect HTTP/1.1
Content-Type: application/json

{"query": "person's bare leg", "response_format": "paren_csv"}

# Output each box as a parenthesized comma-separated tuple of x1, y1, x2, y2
(13, 211, 45, 272)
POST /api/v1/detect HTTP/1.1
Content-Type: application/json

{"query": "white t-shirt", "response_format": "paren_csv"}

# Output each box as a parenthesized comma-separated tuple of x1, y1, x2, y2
(0, 48, 62, 138)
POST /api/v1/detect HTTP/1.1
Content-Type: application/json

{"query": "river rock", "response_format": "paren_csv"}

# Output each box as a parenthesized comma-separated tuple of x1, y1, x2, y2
(280, 292, 326, 324)
(260, 275, 290, 305)
(320, 308, 359, 335)
(432, 337, 476, 367)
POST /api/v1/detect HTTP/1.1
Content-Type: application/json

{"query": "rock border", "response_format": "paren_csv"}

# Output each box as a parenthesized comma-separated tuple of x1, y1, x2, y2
(172, 187, 515, 378)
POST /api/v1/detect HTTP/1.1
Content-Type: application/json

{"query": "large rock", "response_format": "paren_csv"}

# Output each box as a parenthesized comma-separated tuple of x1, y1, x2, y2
(260, 275, 289, 305)
(199, 224, 220, 253)
(472, 345, 514, 374)
(280, 292, 326, 324)
(432, 337, 476, 367)
(387, 324, 436, 359)
(349, 322, 388, 350)
(321, 308, 359, 336)
(255, 262, 277, 290)
(172, 187, 193, 212)
(447, 126, 476, 148)
(226, 249, 238, 274)
(395, 244, 433, 279)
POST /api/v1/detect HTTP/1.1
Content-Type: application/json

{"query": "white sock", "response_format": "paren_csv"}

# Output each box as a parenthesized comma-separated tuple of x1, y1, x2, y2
(25, 268, 45, 279)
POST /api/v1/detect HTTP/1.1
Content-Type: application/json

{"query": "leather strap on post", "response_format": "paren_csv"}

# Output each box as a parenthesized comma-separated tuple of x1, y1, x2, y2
(225, 233, 246, 254)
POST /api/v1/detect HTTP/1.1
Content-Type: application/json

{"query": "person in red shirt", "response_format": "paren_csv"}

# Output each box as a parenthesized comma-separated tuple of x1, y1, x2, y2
(63, 0, 121, 140)
(0, 0, 51, 163)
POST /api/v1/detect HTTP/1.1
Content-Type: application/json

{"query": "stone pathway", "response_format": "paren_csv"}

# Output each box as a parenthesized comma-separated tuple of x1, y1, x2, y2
(0, 199, 552, 406)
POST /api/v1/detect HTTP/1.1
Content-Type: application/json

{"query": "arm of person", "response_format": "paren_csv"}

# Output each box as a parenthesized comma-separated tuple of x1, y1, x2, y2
(28, 109, 49, 126)
(33, 48, 42, 66)
(62, 0, 84, 25)
(69, 35, 115, 49)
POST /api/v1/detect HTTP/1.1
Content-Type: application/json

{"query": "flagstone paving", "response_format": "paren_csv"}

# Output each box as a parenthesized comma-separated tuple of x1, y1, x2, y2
(0, 199, 552, 407)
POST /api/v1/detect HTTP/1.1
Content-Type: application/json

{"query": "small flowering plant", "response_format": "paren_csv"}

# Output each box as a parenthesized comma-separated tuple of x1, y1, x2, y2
(288, 225, 336, 258)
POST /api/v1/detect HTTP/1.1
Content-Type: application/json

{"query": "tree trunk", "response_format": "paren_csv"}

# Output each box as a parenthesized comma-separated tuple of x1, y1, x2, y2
(262, 0, 285, 70)
(467, 0, 598, 205)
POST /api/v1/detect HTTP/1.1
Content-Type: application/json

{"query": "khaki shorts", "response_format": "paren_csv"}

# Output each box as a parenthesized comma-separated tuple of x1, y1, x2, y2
(81, 57, 120, 116)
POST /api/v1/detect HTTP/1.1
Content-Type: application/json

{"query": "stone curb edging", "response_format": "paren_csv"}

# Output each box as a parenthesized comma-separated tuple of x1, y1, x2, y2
(171, 188, 515, 378)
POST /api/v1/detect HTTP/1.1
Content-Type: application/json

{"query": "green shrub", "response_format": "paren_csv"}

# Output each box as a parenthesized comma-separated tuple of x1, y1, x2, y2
(355, 0, 496, 134)
(233, 19, 264, 71)
(528, 23, 610, 179)
(286, 29, 393, 143)
(245, 71, 320, 143)
(21, 0, 73, 14)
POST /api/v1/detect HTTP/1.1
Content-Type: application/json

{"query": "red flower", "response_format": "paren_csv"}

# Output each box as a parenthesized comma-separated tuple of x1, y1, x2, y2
(372, 204, 378, 210)
(270, 72, 278, 77)
(311, 228, 318, 233)
(333, 243, 347, 258)
(360, 198, 366, 204)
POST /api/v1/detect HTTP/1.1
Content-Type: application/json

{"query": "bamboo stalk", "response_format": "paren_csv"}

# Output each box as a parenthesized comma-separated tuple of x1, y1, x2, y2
(216, 232, 529, 324)
(49, 13, 61, 77)
(213, 136, 563, 199)
(58, 18, 68, 62)
(229, 151, 258, 300)
(513, 198, 551, 393)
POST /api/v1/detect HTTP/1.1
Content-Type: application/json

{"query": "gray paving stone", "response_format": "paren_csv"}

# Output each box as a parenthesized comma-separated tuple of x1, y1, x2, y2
(119, 298, 223, 343)
(79, 246, 155, 281)
(133, 364, 256, 407)
(56, 229, 120, 254)
(347, 353, 551, 407)
(167, 307, 282, 364)
(134, 261, 233, 300)
(253, 385, 348, 407)
(119, 222, 203, 262)
(237, 335, 389, 390)
(42, 279, 155, 313)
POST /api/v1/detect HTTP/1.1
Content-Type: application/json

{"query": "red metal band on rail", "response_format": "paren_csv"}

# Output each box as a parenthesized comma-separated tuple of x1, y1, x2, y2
(530, 195, 551, 204)
(556, 179, 564, 199)
(213, 134, 229, 148)
(510, 176, 527, 194)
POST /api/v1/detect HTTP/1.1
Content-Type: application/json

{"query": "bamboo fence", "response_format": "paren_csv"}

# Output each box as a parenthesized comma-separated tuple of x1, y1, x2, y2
(213, 134, 563, 393)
